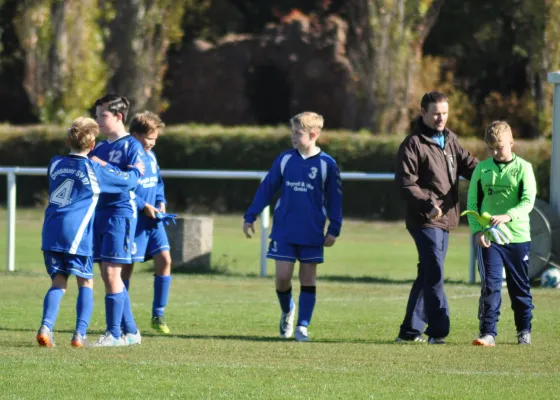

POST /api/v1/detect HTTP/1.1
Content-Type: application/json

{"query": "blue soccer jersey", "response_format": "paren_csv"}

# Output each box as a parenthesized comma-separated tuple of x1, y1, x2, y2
(41, 154, 141, 256)
(90, 135, 145, 217)
(134, 150, 166, 211)
(132, 149, 170, 262)
(244, 149, 343, 246)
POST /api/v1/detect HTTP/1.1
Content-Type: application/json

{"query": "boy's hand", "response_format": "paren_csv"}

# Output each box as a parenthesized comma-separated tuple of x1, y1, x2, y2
(324, 234, 336, 247)
(475, 232, 491, 248)
(428, 205, 443, 220)
(157, 202, 166, 213)
(143, 203, 158, 219)
(243, 222, 255, 239)
(490, 214, 511, 226)
(129, 161, 145, 176)
(90, 155, 107, 167)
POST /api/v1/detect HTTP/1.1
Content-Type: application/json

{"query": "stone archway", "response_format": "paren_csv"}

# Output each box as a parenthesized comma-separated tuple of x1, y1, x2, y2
(245, 65, 291, 125)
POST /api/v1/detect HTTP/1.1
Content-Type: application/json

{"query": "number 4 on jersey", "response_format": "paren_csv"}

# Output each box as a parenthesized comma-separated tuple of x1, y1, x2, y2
(50, 179, 74, 207)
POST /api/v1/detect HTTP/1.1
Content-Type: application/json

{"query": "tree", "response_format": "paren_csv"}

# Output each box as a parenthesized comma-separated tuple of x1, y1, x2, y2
(99, 0, 207, 116)
(344, 0, 445, 133)
(13, 0, 107, 123)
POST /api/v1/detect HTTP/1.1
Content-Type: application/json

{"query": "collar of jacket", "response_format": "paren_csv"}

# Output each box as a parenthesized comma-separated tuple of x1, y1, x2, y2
(411, 116, 457, 146)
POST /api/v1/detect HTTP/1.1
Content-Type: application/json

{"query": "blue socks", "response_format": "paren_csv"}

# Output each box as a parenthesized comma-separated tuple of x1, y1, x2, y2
(153, 275, 172, 317)
(41, 287, 65, 330)
(75, 287, 93, 336)
(121, 288, 137, 334)
(105, 292, 125, 339)
(297, 286, 316, 327)
(276, 287, 294, 314)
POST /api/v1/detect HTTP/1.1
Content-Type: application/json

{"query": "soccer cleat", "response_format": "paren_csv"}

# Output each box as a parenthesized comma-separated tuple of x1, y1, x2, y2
(71, 332, 88, 348)
(124, 330, 142, 345)
(294, 325, 310, 342)
(151, 316, 171, 334)
(395, 335, 426, 343)
(517, 330, 531, 345)
(472, 334, 495, 347)
(428, 337, 446, 345)
(91, 332, 127, 347)
(36, 325, 55, 347)
(279, 306, 296, 338)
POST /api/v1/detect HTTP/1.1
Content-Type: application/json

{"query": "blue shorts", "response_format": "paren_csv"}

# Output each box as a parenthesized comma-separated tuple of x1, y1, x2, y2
(93, 216, 136, 264)
(266, 240, 324, 264)
(132, 222, 170, 263)
(44, 251, 93, 279)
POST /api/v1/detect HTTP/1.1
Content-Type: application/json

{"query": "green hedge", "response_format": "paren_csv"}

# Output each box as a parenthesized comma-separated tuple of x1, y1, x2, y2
(0, 125, 552, 219)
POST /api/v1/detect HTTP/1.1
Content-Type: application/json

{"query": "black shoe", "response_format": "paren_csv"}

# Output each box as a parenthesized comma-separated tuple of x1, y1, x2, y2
(428, 337, 446, 344)
(395, 335, 426, 343)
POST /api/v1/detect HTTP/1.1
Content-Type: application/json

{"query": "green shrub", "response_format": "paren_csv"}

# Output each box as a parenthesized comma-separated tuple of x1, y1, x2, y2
(0, 125, 553, 219)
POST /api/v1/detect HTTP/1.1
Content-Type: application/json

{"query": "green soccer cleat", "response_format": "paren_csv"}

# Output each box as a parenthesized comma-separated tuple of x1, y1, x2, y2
(151, 316, 171, 334)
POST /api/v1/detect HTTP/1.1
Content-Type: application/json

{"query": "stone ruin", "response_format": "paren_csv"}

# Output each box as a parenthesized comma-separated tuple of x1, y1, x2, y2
(163, 13, 360, 129)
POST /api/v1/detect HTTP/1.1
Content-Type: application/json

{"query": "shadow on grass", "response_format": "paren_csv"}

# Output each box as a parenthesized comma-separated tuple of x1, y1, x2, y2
(318, 275, 468, 285)
(0, 326, 400, 345)
(0, 269, 472, 286)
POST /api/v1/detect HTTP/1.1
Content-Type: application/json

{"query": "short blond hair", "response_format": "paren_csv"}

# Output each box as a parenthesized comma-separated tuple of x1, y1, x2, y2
(290, 112, 324, 134)
(129, 111, 165, 135)
(67, 117, 98, 151)
(485, 120, 513, 144)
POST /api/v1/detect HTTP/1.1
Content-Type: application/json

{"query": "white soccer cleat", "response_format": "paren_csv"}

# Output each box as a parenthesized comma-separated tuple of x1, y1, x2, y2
(91, 332, 127, 347)
(279, 307, 296, 338)
(295, 325, 310, 342)
(124, 330, 142, 345)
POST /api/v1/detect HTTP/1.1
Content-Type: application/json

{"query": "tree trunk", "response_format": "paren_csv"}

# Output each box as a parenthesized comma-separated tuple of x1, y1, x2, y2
(345, 0, 444, 133)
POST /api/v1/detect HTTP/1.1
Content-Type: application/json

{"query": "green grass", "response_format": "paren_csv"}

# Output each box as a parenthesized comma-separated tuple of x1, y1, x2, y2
(0, 209, 559, 399)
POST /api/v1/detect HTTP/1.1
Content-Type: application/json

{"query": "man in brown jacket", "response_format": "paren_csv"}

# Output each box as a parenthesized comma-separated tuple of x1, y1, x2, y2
(395, 91, 478, 344)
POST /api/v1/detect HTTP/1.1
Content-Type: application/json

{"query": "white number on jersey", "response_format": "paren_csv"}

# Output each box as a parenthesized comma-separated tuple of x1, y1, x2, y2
(108, 150, 123, 164)
(50, 179, 74, 207)
(309, 167, 318, 179)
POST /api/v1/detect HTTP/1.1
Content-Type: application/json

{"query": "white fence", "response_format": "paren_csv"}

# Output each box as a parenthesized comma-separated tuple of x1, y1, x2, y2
(4, 167, 458, 278)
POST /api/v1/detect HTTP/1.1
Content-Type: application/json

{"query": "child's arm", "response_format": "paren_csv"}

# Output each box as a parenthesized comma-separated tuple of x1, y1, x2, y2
(243, 158, 283, 237)
(466, 164, 484, 233)
(503, 162, 537, 222)
(325, 162, 343, 243)
(91, 163, 141, 194)
(155, 165, 167, 213)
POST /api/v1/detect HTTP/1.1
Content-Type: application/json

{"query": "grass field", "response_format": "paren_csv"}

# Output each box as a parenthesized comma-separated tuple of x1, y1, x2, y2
(0, 209, 559, 399)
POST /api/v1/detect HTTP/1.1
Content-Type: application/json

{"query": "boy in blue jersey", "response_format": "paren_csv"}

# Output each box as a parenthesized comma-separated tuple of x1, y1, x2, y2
(121, 111, 173, 334)
(243, 112, 343, 342)
(37, 117, 142, 348)
(89, 94, 145, 347)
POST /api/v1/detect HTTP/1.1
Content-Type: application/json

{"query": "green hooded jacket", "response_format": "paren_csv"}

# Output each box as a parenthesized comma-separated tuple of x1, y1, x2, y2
(466, 154, 536, 243)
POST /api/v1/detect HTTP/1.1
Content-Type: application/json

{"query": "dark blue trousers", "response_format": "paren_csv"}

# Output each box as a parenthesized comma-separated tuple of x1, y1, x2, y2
(476, 242, 533, 336)
(399, 228, 450, 339)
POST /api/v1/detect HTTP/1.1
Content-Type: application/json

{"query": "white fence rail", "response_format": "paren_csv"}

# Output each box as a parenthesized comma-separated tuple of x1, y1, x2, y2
(1, 167, 476, 280)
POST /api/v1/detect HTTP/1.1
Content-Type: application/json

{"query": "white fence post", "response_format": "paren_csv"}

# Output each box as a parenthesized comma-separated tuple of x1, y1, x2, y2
(468, 234, 476, 284)
(547, 71, 560, 217)
(6, 171, 16, 272)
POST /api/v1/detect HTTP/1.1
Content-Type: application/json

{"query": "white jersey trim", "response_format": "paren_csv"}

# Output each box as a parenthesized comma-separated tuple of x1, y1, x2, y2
(280, 154, 293, 175)
(69, 163, 100, 254)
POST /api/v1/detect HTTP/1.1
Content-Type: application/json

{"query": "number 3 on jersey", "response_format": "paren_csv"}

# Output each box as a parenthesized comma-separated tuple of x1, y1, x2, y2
(50, 179, 74, 207)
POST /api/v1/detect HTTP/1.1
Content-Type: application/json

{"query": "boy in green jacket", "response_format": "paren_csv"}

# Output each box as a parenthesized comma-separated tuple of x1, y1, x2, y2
(466, 120, 536, 347)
